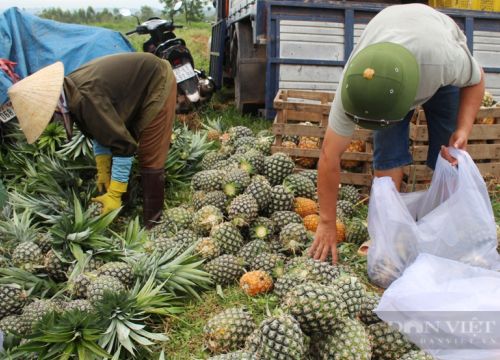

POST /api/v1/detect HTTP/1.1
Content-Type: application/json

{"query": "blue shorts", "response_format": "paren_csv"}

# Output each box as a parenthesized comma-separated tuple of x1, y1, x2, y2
(373, 85, 460, 170)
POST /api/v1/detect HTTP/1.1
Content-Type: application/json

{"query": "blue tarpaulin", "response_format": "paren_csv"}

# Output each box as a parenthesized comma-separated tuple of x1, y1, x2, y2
(0, 7, 135, 105)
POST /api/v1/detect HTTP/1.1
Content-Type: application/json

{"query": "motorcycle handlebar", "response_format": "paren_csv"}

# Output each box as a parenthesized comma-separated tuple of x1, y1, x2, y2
(125, 30, 137, 36)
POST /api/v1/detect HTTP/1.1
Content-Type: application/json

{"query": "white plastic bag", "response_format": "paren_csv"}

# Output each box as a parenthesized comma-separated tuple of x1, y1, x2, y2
(376, 254, 500, 360)
(367, 148, 499, 288)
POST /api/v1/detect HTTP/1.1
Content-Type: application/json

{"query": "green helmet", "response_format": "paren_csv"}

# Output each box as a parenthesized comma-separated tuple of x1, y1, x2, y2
(341, 42, 420, 130)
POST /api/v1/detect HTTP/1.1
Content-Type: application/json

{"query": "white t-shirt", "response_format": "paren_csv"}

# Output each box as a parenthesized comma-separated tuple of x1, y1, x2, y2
(329, 4, 482, 137)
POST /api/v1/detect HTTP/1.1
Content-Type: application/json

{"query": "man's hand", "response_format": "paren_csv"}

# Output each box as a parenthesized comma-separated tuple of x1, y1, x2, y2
(308, 221, 338, 264)
(440, 129, 468, 166)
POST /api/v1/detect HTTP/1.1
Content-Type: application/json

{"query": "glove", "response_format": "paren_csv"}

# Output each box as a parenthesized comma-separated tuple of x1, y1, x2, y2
(95, 154, 112, 193)
(91, 180, 127, 214)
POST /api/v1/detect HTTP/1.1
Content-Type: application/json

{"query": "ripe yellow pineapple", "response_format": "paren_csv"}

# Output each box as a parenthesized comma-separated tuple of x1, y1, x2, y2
(304, 214, 320, 232)
(294, 197, 318, 218)
(336, 219, 346, 243)
(341, 140, 366, 169)
(239, 270, 273, 296)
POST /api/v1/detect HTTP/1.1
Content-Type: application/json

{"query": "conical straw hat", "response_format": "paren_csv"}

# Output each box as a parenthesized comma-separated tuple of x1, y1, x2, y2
(7, 62, 64, 144)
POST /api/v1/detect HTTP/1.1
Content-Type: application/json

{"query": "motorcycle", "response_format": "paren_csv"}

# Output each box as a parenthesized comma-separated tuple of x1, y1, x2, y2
(121, 3, 215, 113)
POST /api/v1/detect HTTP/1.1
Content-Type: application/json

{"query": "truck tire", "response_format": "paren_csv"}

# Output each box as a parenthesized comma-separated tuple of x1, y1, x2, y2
(233, 21, 266, 114)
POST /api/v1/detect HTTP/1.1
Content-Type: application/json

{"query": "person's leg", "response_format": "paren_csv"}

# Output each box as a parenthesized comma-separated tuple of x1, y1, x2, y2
(137, 81, 177, 228)
(422, 86, 460, 170)
(373, 110, 414, 191)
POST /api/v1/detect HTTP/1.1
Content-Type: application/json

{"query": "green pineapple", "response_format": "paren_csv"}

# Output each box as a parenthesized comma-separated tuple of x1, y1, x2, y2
(212, 159, 237, 171)
(338, 185, 360, 205)
(96, 262, 134, 287)
(253, 314, 307, 360)
(63, 299, 94, 313)
(193, 205, 225, 235)
(399, 350, 435, 360)
(211, 222, 245, 255)
(264, 152, 295, 186)
(43, 249, 69, 282)
(0, 285, 28, 319)
(279, 223, 309, 254)
(368, 322, 417, 360)
(86, 275, 126, 304)
(222, 169, 252, 197)
(34, 232, 53, 254)
(337, 200, 355, 220)
(68, 272, 96, 299)
(249, 217, 275, 242)
(201, 152, 228, 171)
(270, 211, 303, 232)
(250, 252, 286, 275)
(192, 190, 228, 211)
(245, 175, 272, 212)
(282, 283, 348, 334)
(331, 275, 368, 318)
(162, 206, 194, 232)
(195, 237, 221, 260)
(346, 218, 369, 246)
(204, 307, 256, 354)
(359, 293, 382, 325)
(170, 229, 199, 248)
(238, 240, 272, 263)
(239, 149, 265, 175)
(208, 351, 255, 360)
(192, 170, 224, 191)
(268, 185, 294, 213)
(228, 126, 254, 143)
(233, 136, 256, 149)
(0, 314, 27, 335)
(255, 136, 274, 155)
(311, 317, 372, 360)
(299, 169, 317, 184)
(204, 255, 246, 285)
(283, 174, 316, 199)
(12, 241, 43, 272)
(283, 135, 300, 144)
(227, 194, 259, 227)
(21, 299, 60, 334)
(88, 202, 103, 217)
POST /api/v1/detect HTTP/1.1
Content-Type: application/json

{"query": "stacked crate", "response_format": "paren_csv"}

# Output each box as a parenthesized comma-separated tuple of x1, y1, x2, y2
(402, 106, 500, 192)
(271, 89, 374, 187)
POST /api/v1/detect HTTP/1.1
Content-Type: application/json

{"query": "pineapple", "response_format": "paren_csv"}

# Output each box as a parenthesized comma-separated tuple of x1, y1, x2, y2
(283, 135, 299, 144)
(249, 217, 275, 242)
(195, 237, 221, 260)
(244, 175, 272, 212)
(341, 140, 366, 169)
(294, 197, 318, 218)
(192, 170, 224, 191)
(239, 149, 265, 175)
(0, 314, 27, 335)
(227, 194, 259, 227)
(303, 214, 320, 232)
(263, 152, 295, 186)
(227, 126, 254, 143)
(208, 351, 254, 359)
(399, 350, 434, 360)
(152, 229, 198, 254)
(21, 299, 60, 334)
(336, 218, 346, 243)
(0, 285, 28, 319)
(338, 185, 360, 205)
(68, 272, 95, 299)
(44, 249, 69, 282)
(96, 262, 134, 287)
(253, 314, 307, 359)
(88, 202, 103, 217)
(201, 152, 228, 171)
(283, 174, 316, 199)
(296, 137, 320, 169)
(204, 255, 246, 285)
(268, 185, 294, 213)
(192, 190, 228, 211)
(331, 275, 367, 318)
(211, 222, 245, 255)
(279, 223, 309, 254)
(270, 211, 303, 232)
(204, 307, 256, 354)
(482, 91, 495, 107)
(12, 241, 43, 272)
(63, 299, 94, 313)
(273, 272, 308, 298)
(34, 232, 53, 254)
(250, 252, 286, 275)
(300, 169, 317, 184)
(368, 322, 417, 360)
(311, 317, 372, 360)
(282, 283, 348, 334)
(337, 199, 355, 220)
(233, 136, 256, 150)
(346, 218, 369, 245)
(222, 169, 251, 197)
(359, 293, 382, 325)
(193, 205, 224, 235)
(86, 275, 126, 304)
(239, 270, 273, 296)
(238, 240, 272, 263)
(255, 136, 274, 156)
(164, 207, 193, 231)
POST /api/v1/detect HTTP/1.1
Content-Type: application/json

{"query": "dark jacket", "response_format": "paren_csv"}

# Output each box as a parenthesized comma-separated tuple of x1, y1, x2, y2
(63, 52, 175, 156)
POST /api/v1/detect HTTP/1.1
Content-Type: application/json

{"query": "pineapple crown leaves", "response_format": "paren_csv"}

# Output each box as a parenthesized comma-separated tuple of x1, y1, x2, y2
(6, 190, 67, 224)
(0, 209, 38, 246)
(36, 122, 67, 154)
(56, 129, 94, 161)
(18, 310, 111, 360)
(95, 291, 168, 357)
(109, 216, 148, 253)
(0, 267, 61, 298)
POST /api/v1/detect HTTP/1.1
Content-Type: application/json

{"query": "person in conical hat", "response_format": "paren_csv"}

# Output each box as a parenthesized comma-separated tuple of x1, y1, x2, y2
(308, 4, 485, 264)
(8, 52, 177, 229)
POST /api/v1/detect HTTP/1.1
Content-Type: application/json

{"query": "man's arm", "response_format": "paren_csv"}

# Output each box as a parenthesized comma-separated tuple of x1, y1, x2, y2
(308, 127, 352, 263)
(441, 69, 485, 164)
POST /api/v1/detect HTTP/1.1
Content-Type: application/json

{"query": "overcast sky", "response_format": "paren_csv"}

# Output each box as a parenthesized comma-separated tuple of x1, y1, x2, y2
(0, 1, 165, 10)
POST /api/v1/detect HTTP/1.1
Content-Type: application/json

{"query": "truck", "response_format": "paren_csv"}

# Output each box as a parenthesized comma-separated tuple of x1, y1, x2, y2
(208, 0, 500, 118)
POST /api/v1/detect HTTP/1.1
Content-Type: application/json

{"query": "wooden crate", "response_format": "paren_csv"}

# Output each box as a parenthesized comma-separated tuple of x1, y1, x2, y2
(271, 89, 374, 186)
(402, 106, 500, 191)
